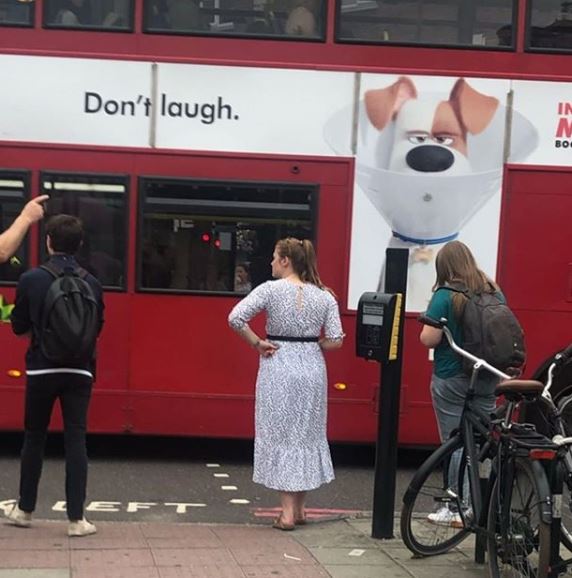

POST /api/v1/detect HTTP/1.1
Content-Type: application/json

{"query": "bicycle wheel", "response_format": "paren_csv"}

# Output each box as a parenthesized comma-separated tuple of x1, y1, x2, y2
(487, 457, 551, 578)
(556, 393, 572, 551)
(401, 436, 471, 556)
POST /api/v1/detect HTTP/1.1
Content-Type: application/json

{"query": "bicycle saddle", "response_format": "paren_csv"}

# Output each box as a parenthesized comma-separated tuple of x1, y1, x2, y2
(495, 379, 544, 401)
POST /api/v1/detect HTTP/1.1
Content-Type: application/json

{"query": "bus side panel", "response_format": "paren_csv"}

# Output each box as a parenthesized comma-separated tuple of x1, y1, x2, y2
(498, 167, 572, 373)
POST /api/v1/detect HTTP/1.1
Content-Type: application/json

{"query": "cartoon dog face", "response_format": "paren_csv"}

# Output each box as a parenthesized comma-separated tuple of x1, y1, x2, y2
(364, 77, 499, 175)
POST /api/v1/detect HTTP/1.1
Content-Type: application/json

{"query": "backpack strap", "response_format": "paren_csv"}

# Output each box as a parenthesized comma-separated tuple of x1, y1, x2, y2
(436, 284, 471, 296)
(41, 262, 87, 279)
(40, 262, 62, 279)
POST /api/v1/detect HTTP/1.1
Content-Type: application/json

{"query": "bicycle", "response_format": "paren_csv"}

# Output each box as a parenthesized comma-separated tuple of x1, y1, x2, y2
(521, 343, 572, 551)
(401, 316, 557, 578)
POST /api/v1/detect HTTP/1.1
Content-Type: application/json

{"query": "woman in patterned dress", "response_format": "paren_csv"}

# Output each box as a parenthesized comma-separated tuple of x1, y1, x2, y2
(228, 238, 344, 530)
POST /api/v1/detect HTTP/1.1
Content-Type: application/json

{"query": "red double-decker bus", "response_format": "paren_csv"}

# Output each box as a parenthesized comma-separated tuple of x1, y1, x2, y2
(0, 0, 570, 445)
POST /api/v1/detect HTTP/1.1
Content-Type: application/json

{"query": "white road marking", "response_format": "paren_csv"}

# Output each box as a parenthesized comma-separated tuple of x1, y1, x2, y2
(50, 500, 208, 514)
(221, 485, 238, 491)
(230, 499, 250, 504)
(86, 501, 121, 512)
(214, 473, 229, 478)
(206, 463, 220, 468)
(127, 502, 158, 512)
(164, 502, 207, 512)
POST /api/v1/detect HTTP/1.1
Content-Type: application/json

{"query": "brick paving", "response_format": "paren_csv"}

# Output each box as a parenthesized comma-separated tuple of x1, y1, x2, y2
(0, 516, 488, 578)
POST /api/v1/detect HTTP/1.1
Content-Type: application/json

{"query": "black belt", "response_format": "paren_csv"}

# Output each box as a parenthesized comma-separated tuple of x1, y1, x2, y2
(266, 335, 320, 342)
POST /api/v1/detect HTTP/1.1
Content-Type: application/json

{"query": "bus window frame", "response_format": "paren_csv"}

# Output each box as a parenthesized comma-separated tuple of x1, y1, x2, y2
(136, 175, 319, 297)
(334, 0, 518, 51)
(39, 170, 130, 293)
(0, 169, 31, 287)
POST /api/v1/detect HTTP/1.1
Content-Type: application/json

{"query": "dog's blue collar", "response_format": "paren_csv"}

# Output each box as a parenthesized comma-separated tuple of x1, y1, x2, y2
(392, 231, 458, 246)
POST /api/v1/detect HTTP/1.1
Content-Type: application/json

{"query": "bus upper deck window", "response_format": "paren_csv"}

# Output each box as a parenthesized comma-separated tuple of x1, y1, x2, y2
(336, 0, 516, 49)
(528, 0, 572, 51)
(143, 0, 326, 40)
(0, 0, 34, 27)
(44, 0, 133, 31)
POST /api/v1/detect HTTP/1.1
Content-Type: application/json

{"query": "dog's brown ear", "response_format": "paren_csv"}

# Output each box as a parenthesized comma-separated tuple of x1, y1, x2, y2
(364, 76, 417, 130)
(449, 78, 499, 135)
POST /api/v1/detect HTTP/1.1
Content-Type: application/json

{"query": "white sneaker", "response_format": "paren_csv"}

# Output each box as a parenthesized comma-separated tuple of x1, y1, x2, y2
(5, 504, 32, 528)
(68, 518, 97, 537)
(427, 506, 463, 529)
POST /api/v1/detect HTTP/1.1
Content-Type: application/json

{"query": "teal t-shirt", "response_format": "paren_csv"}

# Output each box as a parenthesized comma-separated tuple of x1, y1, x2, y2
(425, 288, 463, 378)
(425, 287, 506, 379)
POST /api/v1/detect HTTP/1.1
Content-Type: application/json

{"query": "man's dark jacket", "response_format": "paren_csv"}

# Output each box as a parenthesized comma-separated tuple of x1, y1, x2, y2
(11, 254, 105, 373)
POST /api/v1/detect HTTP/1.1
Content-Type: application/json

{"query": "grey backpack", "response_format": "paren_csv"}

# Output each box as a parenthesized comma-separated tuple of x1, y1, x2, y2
(440, 285, 526, 375)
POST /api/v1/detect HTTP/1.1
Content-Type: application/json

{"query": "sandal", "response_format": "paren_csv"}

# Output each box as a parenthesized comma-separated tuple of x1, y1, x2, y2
(273, 515, 295, 531)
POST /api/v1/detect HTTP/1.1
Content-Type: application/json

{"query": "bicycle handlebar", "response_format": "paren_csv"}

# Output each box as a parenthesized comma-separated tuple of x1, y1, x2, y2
(418, 314, 511, 381)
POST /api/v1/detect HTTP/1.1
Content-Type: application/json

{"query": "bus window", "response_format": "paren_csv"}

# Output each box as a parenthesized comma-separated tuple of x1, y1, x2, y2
(0, 0, 34, 27)
(0, 171, 29, 285)
(44, 0, 133, 31)
(40, 172, 128, 289)
(143, 0, 325, 40)
(336, 0, 515, 48)
(528, 0, 572, 51)
(138, 178, 317, 294)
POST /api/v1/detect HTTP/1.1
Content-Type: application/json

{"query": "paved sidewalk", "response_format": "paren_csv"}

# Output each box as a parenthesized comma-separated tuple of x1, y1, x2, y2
(0, 515, 487, 578)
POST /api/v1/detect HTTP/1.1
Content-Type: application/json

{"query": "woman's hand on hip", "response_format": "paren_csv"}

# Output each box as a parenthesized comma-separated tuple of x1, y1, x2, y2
(256, 340, 279, 358)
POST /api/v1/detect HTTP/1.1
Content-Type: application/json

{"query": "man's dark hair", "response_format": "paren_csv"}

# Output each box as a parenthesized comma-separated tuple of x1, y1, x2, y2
(46, 214, 84, 255)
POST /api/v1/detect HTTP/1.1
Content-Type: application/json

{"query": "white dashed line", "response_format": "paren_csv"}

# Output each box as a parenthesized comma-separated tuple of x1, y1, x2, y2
(230, 499, 250, 504)
(221, 485, 238, 491)
(206, 463, 220, 468)
(213, 473, 229, 478)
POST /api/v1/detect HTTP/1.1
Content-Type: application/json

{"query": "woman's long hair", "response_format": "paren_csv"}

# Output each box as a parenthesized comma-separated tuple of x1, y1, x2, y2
(275, 237, 325, 289)
(433, 240, 499, 318)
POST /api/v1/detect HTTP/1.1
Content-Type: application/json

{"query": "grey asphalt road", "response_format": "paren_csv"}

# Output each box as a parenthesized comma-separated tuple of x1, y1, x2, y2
(0, 434, 431, 526)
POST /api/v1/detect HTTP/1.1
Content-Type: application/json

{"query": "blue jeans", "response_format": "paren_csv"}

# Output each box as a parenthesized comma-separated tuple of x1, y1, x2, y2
(431, 373, 497, 442)
(18, 373, 92, 521)
(431, 373, 497, 507)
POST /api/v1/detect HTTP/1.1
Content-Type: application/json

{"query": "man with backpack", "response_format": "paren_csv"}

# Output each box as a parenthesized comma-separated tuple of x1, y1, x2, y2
(6, 214, 104, 537)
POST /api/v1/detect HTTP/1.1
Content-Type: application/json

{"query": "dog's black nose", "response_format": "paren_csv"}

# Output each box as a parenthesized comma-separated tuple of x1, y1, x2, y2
(406, 145, 455, 172)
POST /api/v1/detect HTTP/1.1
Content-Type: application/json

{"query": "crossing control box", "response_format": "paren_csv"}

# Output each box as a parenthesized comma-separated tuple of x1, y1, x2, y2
(356, 292, 402, 363)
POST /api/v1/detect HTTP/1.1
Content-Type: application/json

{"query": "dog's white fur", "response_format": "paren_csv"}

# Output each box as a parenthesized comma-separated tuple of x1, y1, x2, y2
(364, 77, 500, 310)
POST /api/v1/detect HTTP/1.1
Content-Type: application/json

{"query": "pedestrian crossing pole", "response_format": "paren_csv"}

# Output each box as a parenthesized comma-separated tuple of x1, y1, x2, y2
(372, 248, 408, 539)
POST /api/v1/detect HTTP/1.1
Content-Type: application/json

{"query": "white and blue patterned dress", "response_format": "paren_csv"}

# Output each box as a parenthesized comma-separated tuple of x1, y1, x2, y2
(228, 279, 344, 492)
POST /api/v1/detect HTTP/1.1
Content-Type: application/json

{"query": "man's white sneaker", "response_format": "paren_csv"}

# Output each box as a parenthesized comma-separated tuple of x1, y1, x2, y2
(5, 504, 32, 527)
(427, 506, 463, 529)
(68, 518, 97, 537)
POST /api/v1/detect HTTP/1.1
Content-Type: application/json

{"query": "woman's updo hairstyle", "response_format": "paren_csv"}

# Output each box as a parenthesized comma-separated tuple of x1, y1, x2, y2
(275, 237, 325, 289)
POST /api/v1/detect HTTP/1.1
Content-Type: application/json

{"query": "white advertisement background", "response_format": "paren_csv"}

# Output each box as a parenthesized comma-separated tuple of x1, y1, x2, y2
(0, 55, 151, 147)
(346, 74, 511, 310)
(156, 64, 354, 155)
(510, 80, 572, 166)
(0, 54, 559, 311)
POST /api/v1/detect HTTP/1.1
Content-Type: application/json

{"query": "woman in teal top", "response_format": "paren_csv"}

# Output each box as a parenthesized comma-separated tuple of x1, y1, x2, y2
(420, 240, 503, 527)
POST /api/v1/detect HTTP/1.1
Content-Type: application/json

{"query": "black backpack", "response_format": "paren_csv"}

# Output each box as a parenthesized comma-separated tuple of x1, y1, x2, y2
(38, 262, 99, 366)
(440, 285, 526, 375)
